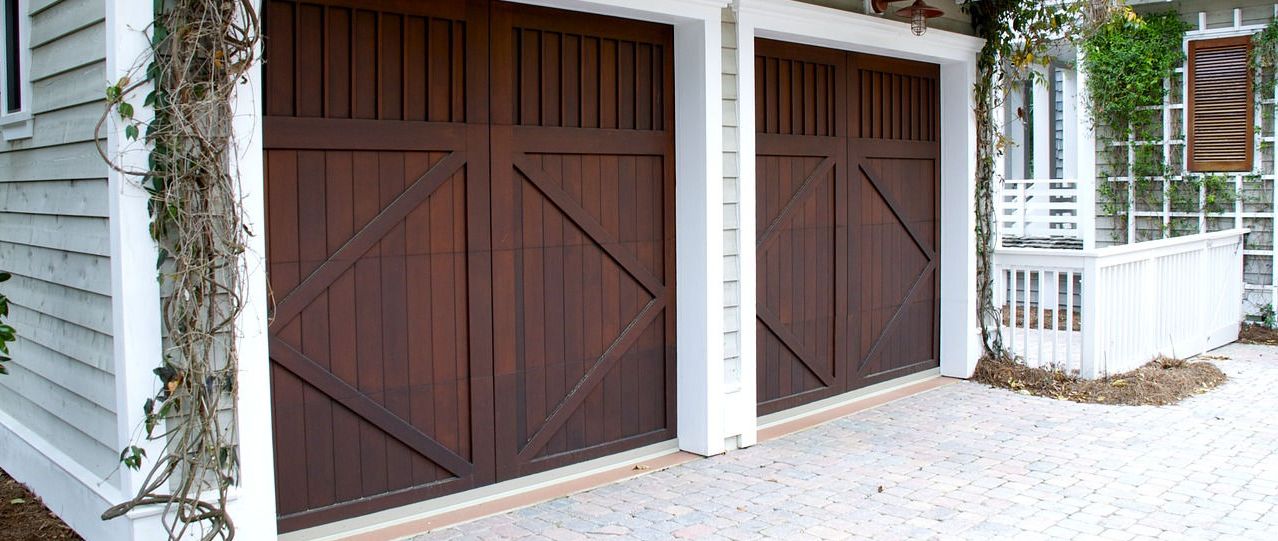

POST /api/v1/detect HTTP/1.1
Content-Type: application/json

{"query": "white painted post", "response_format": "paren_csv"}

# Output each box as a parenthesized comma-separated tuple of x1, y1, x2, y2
(105, 1, 172, 538)
(1074, 48, 1098, 250)
(675, 10, 727, 457)
(733, 5, 759, 449)
(223, 0, 279, 536)
(939, 60, 982, 377)
(1079, 255, 1100, 378)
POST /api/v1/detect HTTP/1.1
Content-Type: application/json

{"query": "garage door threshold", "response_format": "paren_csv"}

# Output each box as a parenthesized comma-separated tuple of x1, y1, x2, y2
(279, 441, 695, 541)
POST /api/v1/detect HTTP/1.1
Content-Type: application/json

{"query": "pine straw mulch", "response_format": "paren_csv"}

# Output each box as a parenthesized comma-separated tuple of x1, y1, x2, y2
(1238, 323, 1278, 345)
(0, 467, 81, 541)
(973, 354, 1227, 406)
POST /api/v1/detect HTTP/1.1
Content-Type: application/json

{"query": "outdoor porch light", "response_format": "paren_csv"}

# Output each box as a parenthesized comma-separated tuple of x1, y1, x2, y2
(871, 0, 945, 36)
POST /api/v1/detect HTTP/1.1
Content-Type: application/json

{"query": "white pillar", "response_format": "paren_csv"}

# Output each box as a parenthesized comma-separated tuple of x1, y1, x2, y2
(675, 8, 728, 457)
(1074, 48, 1097, 250)
(939, 60, 982, 378)
(731, 5, 759, 448)
(105, 0, 171, 537)
(225, 0, 280, 536)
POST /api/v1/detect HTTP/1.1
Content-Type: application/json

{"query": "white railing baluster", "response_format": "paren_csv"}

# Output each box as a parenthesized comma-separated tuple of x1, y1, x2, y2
(994, 228, 1248, 378)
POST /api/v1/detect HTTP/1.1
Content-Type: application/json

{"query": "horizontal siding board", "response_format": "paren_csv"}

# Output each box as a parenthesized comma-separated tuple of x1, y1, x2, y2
(0, 102, 107, 151)
(0, 241, 112, 295)
(0, 259, 112, 336)
(0, 212, 110, 255)
(4, 334, 114, 411)
(0, 143, 109, 182)
(0, 369, 119, 478)
(29, 0, 105, 48)
(6, 303, 113, 372)
(29, 22, 107, 81)
(0, 178, 109, 216)
(32, 62, 105, 114)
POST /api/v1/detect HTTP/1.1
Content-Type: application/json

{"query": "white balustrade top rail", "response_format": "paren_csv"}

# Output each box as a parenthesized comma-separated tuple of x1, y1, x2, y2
(994, 229, 1247, 377)
(998, 179, 1084, 241)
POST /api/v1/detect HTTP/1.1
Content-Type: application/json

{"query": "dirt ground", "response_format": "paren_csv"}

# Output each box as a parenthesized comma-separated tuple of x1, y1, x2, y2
(973, 354, 1226, 406)
(0, 467, 81, 541)
(1239, 323, 1278, 345)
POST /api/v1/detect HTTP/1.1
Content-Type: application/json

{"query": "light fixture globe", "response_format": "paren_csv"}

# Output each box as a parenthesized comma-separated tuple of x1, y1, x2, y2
(896, 0, 945, 36)
(872, 0, 945, 37)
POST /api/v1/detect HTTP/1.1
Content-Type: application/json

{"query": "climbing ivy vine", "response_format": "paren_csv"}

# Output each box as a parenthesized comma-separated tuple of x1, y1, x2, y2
(0, 272, 14, 376)
(94, 0, 259, 539)
(962, 0, 1106, 358)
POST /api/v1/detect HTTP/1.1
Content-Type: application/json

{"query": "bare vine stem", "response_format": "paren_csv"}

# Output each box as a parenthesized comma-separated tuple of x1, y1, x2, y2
(94, 1, 259, 539)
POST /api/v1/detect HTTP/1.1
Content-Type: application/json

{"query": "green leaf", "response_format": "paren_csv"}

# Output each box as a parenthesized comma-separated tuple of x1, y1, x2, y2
(118, 102, 134, 120)
(106, 85, 121, 102)
(125, 124, 139, 141)
(0, 272, 11, 282)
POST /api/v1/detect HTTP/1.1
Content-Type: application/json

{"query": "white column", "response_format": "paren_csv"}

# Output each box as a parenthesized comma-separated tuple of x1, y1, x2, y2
(1031, 65, 1052, 181)
(224, 0, 279, 536)
(105, 1, 170, 537)
(1074, 49, 1098, 250)
(731, 5, 759, 448)
(675, 10, 728, 457)
(939, 61, 982, 378)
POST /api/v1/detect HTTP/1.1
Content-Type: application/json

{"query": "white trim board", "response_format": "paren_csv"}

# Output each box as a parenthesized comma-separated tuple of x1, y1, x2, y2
(0, 408, 127, 540)
(733, 0, 984, 394)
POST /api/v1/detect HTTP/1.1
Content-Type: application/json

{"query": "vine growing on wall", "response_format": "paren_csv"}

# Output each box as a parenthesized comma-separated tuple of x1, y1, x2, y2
(94, 0, 259, 539)
(0, 272, 14, 376)
(962, 0, 1105, 358)
(1081, 8, 1241, 241)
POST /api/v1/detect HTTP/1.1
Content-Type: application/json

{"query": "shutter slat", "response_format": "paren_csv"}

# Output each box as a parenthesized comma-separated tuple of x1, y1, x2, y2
(1188, 36, 1253, 172)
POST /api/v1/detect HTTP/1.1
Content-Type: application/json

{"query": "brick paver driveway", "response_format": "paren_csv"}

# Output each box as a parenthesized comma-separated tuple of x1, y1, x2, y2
(417, 344, 1278, 540)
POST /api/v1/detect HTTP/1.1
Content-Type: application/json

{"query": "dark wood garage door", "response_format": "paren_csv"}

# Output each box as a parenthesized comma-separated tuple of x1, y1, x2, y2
(755, 39, 939, 415)
(262, 0, 675, 530)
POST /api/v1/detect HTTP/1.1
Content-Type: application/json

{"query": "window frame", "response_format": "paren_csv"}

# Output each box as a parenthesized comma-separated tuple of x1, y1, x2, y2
(1186, 34, 1254, 173)
(0, 0, 31, 141)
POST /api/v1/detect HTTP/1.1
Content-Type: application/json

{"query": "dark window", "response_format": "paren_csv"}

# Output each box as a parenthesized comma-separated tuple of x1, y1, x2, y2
(3, 0, 20, 114)
(1188, 36, 1253, 172)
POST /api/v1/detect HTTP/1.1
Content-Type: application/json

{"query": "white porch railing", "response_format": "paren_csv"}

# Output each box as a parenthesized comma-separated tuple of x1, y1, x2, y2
(998, 179, 1083, 240)
(994, 229, 1247, 377)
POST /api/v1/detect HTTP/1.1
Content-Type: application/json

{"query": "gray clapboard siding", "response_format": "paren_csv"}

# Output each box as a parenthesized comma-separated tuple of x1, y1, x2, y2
(0, 274, 112, 335)
(6, 304, 113, 372)
(19, 102, 107, 149)
(0, 213, 110, 256)
(32, 63, 106, 114)
(29, 0, 104, 48)
(0, 367, 118, 478)
(3, 336, 114, 412)
(0, 142, 108, 182)
(0, 179, 109, 216)
(0, 241, 111, 296)
(722, 11, 742, 383)
(0, 0, 120, 489)
(29, 22, 106, 81)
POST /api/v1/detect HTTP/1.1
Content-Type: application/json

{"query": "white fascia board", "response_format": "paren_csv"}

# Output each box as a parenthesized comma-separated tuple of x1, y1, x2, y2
(737, 0, 984, 64)
(511, 0, 730, 24)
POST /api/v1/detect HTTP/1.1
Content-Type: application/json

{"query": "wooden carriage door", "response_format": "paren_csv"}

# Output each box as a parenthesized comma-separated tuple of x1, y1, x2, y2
(263, 0, 494, 531)
(755, 41, 940, 414)
(489, 2, 677, 480)
(845, 55, 941, 390)
(754, 39, 847, 415)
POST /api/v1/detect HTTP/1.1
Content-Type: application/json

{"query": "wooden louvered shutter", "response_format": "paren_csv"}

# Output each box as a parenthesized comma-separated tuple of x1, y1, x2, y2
(1188, 36, 1253, 172)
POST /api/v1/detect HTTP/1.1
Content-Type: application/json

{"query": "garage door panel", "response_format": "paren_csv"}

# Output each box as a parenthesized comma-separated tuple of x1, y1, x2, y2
(268, 0, 674, 528)
(495, 5, 671, 130)
(757, 39, 938, 412)
(265, 0, 470, 121)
